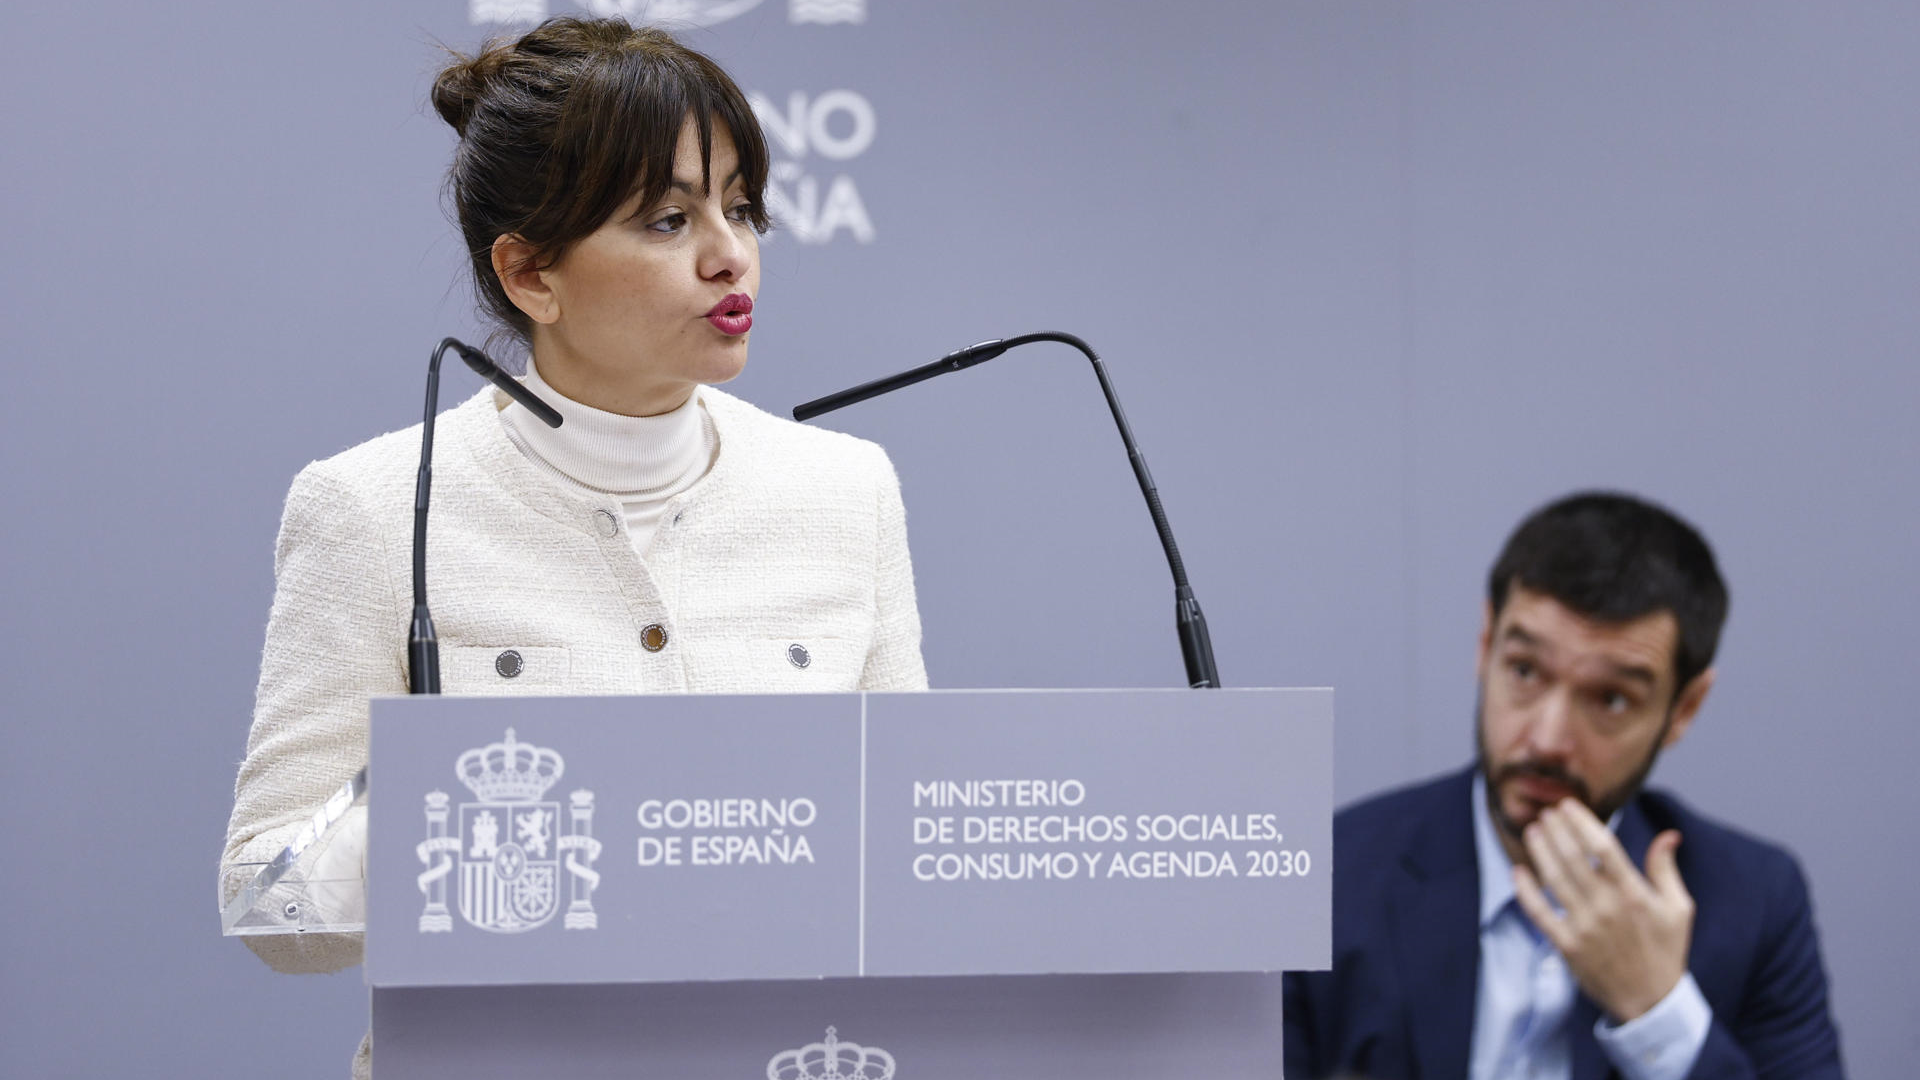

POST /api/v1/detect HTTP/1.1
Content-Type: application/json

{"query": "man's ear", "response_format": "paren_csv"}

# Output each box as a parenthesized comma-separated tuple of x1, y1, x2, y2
(492, 235, 561, 326)
(1662, 666, 1715, 749)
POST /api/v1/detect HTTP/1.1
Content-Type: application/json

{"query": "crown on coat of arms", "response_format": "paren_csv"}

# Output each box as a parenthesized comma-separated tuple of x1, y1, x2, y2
(456, 728, 564, 802)
(766, 1027, 896, 1080)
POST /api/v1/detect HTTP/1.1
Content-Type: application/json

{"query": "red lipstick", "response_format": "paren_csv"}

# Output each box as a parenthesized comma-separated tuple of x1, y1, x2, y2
(706, 293, 754, 336)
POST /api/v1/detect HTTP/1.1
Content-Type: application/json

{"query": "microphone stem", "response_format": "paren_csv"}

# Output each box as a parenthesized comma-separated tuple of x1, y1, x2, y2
(793, 346, 1002, 419)
(1001, 334, 1218, 688)
(415, 345, 444, 610)
(795, 331, 1221, 688)
(409, 340, 457, 695)
(1009, 332, 1192, 592)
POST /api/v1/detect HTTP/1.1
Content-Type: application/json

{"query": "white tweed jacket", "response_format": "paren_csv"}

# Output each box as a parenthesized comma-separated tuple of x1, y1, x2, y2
(223, 383, 926, 976)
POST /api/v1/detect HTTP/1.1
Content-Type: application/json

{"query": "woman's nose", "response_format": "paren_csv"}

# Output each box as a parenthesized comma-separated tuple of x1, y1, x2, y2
(698, 216, 752, 283)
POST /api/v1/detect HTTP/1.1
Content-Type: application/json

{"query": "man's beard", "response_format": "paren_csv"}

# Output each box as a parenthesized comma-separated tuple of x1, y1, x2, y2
(1474, 691, 1672, 845)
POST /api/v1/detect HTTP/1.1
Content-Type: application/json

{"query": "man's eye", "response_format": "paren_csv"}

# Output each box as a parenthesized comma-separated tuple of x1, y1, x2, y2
(1601, 691, 1632, 715)
(1507, 659, 1537, 682)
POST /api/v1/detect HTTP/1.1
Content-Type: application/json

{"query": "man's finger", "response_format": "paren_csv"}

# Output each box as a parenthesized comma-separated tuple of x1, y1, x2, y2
(1554, 796, 1605, 831)
(1523, 818, 1586, 911)
(1537, 808, 1599, 903)
(1512, 864, 1567, 946)
(1645, 829, 1690, 904)
(1559, 797, 1650, 899)
(1541, 805, 1595, 870)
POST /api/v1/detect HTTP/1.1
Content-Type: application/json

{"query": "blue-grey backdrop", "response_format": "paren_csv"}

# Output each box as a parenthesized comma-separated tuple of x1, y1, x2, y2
(1, 0, 1913, 1075)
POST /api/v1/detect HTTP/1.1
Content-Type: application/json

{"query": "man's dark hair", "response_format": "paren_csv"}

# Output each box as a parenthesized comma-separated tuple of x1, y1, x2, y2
(1488, 492, 1730, 693)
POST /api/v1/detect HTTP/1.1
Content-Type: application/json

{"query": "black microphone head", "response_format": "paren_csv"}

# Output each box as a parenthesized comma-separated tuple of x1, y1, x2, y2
(446, 338, 563, 429)
(450, 339, 499, 379)
(948, 339, 1009, 367)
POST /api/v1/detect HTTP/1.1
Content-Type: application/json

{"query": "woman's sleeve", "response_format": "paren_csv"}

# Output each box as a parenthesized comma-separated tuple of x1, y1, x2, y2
(220, 459, 407, 973)
(859, 447, 929, 691)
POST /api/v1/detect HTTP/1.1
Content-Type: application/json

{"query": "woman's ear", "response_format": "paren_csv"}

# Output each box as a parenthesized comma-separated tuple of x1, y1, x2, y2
(492, 235, 561, 325)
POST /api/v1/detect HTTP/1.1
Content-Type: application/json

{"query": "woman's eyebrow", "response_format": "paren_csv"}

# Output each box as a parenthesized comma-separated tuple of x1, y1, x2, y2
(669, 167, 745, 195)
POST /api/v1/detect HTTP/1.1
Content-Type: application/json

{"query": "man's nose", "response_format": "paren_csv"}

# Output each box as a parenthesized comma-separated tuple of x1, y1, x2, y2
(1525, 686, 1578, 758)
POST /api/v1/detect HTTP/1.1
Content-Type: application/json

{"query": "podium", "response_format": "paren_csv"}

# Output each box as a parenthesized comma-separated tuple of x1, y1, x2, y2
(232, 688, 1331, 1077)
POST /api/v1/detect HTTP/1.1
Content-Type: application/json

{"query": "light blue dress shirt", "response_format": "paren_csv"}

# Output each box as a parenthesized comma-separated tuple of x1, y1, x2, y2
(1468, 775, 1713, 1080)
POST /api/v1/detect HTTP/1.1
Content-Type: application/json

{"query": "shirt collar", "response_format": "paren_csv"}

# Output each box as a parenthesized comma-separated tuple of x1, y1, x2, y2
(1471, 772, 1518, 929)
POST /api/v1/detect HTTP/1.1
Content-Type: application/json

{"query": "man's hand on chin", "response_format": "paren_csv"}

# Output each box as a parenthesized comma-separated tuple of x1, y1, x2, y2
(1512, 799, 1695, 1022)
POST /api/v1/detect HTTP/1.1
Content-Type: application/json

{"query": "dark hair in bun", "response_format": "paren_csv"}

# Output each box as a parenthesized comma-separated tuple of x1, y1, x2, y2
(429, 42, 507, 138)
(432, 17, 770, 345)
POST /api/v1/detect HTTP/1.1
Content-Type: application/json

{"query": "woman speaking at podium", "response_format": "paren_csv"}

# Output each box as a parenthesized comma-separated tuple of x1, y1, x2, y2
(221, 17, 926, 1075)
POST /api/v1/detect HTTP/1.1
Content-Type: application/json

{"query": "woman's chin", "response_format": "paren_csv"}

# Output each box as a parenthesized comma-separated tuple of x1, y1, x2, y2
(697, 350, 749, 386)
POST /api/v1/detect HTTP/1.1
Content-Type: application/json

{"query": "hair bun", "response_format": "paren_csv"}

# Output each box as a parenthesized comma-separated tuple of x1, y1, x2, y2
(432, 44, 509, 137)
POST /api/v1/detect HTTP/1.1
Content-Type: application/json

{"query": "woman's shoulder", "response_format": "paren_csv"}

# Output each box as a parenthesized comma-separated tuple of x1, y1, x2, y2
(701, 385, 896, 478)
(289, 388, 496, 498)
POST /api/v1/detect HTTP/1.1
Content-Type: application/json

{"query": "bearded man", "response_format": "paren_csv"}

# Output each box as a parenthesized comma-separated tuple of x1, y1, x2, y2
(1284, 492, 1843, 1080)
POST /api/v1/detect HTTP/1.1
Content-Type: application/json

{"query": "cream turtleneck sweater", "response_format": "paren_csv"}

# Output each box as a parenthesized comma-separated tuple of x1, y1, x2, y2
(497, 360, 719, 557)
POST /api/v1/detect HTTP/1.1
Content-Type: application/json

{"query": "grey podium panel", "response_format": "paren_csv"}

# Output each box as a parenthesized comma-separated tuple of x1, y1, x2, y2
(863, 689, 1331, 976)
(373, 973, 1285, 1079)
(368, 688, 1329, 987)
(369, 694, 864, 986)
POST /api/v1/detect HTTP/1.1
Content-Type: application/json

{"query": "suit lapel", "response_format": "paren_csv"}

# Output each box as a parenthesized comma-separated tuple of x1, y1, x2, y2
(1568, 799, 1659, 1080)
(1390, 770, 1482, 1080)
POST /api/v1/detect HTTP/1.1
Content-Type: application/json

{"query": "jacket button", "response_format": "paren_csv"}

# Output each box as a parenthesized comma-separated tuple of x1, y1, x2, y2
(640, 624, 668, 652)
(594, 509, 620, 537)
(495, 650, 523, 678)
(787, 643, 811, 669)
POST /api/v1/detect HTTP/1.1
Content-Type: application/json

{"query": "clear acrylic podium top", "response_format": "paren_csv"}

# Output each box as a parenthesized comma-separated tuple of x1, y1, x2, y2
(221, 768, 367, 936)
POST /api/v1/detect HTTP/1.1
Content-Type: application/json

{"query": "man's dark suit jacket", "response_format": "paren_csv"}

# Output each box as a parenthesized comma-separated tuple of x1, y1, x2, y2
(1283, 768, 1844, 1080)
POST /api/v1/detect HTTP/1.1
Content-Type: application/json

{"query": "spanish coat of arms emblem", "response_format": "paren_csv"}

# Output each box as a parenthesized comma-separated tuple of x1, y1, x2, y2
(767, 1027, 896, 1080)
(415, 728, 603, 934)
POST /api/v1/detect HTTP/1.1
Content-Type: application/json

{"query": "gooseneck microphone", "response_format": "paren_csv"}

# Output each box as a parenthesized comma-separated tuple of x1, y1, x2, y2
(410, 337, 563, 694)
(794, 331, 1221, 689)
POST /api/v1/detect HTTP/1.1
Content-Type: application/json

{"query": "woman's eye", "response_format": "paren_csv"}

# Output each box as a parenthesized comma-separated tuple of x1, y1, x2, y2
(647, 211, 688, 234)
(1507, 658, 1537, 682)
(727, 202, 755, 224)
